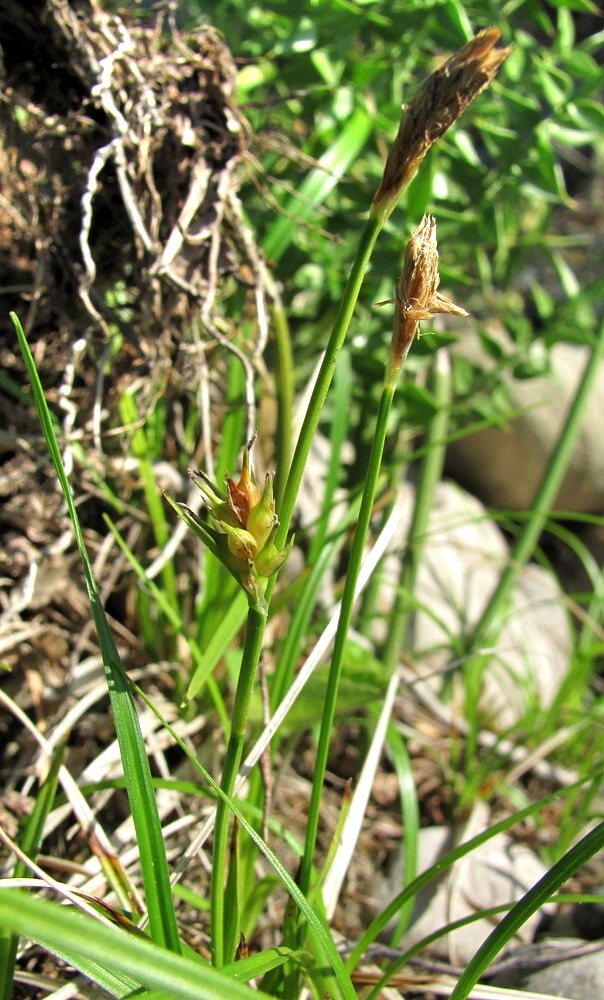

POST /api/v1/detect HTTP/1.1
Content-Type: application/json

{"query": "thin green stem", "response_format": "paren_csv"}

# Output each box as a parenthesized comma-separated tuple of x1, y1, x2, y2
(298, 379, 399, 905)
(383, 349, 452, 670)
(464, 316, 604, 655)
(272, 300, 294, 510)
(212, 196, 384, 982)
(281, 372, 402, 997)
(274, 212, 383, 552)
(119, 392, 179, 619)
(357, 456, 405, 636)
(210, 601, 267, 967)
(307, 348, 352, 566)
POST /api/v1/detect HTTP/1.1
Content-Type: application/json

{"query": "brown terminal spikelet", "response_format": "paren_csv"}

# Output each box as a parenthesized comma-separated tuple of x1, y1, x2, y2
(372, 28, 511, 218)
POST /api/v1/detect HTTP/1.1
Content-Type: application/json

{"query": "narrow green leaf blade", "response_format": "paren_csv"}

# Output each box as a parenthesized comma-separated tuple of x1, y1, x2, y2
(0, 890, 270, 999)
(10, 312, 181, 953)
(223, 946, 300, 980)
(262, 106, 372, 262)
(448, 821, 604, 999)
(0, 746, 64, 1000)
(130, 678, 358, 1000)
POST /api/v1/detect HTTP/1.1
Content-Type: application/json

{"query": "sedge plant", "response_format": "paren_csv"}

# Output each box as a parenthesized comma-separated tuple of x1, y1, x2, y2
(163, 27, 510, 973)
(4, 23, 604, 998)
(16, 22, 604, 999)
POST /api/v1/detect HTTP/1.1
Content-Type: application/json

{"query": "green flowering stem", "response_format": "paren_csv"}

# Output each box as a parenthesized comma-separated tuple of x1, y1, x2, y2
(293, 216, 466, 964)
(382, 349, 452, 671)
(178, 31, 507, 979)
(296, 380, 400, 911)
(208, 164, 393, 976)
(271, 299, 295, 510)
(273, 30, 508, 559)
(296, 356, 414, 917)
(273, 211, 383, 553)
(211, 600, 267, 968)
(161, 455, 289, 965)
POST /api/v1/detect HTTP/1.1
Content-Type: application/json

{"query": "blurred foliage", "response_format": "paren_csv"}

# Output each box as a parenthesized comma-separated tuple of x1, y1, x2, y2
(168, 0, 604, 439)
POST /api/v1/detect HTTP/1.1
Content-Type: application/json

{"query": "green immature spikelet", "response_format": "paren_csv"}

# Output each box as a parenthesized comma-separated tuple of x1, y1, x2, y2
(254, 524, 293, 579)
(172, 444, 292, 609)
(247, 472, 277, 551)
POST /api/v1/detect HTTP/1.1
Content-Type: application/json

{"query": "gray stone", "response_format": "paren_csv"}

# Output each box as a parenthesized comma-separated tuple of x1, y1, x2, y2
(378, 481, 571, 727)
(491, 938, 604, 999)
(447, 324, 604, 513)
(369, 808, 552, 965)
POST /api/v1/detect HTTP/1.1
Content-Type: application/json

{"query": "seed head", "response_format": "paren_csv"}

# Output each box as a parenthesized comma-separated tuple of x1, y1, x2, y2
(390, 214, 467, 367)
(372, 28, 511, 218)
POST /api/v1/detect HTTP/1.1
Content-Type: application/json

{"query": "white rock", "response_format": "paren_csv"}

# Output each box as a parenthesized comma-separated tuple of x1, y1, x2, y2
(491, 938, 604, 999)
(370, 805, 552, 965)
(379, 481, 571, 728)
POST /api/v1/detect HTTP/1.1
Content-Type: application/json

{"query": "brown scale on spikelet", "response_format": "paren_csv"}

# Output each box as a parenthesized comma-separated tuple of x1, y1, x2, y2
(372, 29, 511, 219)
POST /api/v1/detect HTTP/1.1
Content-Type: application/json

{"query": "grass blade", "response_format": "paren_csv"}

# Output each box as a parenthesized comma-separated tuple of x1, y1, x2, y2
(448, 821, 604, 999)
(127, 671, 357, 1000)
(465, 314, 604, 654)
(0, 890, 270, 999)
(10, 312, 181, 953)
(262, 106, 372, 263)
(0, 745, 64, 1000)
(345, 775, 600, 972)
